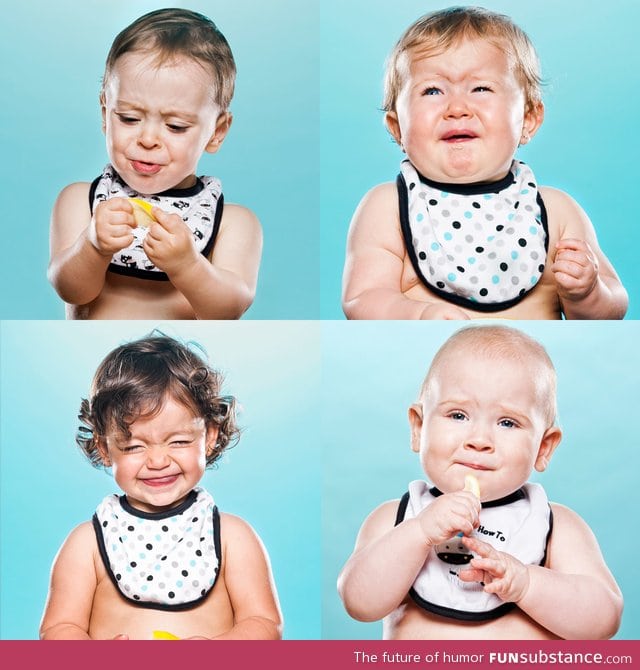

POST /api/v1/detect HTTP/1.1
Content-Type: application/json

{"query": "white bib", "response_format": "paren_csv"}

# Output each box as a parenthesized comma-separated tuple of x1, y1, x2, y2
(90, 164, 223, 281)
(396, 480, 551, 620)
(93, 487, 220, 610)
(398, 160, 548, 311)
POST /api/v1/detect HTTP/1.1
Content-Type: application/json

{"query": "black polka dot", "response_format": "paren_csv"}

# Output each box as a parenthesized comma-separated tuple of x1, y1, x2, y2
(475, 246, 484, 253)
(147, 575, 153, 581)
(519, 289, 526, 295)
(192, 517, 198, 523)
(182, 570, 189, 577)
(418, 251, 427, 260)
(472, 201, 481, 209)
(514, 201, 520, 209)
(500, 263, 508, 271)
(452, 221, 461, 229)
(527, 182, 535, 188)
(168, 591, 175, 599)
(480, 288, 488, 296)
(456, 266, 465, 273)
(496, 225, 504, 232)
(162, 525, 169, 532)
(429, 198, 438, 206)
(409, 182, 415, 190)
(195, 550, 203, 557)
(127, 525, 135, 531)
(116, 573, 121, 581)
(538, 264, 544, 273)
(130, 561, 137, 568)
(518, 238, 527, 247)
(436, 281, 445, 289)
(160, 556, 167, 561)
(133, 595, 140, 600)
(102, 521, 108, 528)
(146, 543, 153, 550)
(201, 589, 207, 596)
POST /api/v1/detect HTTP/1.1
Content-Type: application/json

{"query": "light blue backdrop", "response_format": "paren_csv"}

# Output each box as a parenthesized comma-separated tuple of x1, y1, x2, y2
(322, 321, 639, 639)
(0, 321, 321, 639)
(0, 0, 319, 319)
(320, 0, 640, 318)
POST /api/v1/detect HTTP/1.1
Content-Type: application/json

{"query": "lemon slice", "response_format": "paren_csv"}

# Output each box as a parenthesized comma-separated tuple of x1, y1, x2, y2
(463, 474, 481, 499)
(129, 198, 156, 228)
(152, 630, 180, 640)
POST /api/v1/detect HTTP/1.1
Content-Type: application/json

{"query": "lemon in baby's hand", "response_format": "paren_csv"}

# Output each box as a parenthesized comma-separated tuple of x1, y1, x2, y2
(152, 630, 180, 640)
(129, 198, 156, 228)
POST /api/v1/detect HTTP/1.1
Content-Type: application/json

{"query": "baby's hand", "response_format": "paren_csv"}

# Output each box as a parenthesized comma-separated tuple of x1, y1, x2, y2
(143, 208, 198, 276)
(459, 535, 529, 603)
(551, 238, 599, 301)
(416, 490, 480, 546)
(419, 302, 471, 320)
(89, 198, 137, 257)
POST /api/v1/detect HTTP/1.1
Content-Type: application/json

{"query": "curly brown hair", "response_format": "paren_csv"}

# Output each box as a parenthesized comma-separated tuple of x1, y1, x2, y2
(77, 332, 239, 468)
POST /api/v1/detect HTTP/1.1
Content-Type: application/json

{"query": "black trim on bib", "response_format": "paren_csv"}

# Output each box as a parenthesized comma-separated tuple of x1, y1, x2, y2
(397, 172, 549, 313)
(92, 495, 221, 611)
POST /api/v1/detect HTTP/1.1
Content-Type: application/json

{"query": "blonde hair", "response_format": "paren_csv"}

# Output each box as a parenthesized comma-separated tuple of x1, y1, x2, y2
(419, 325, 557, 427)
(383, 6, 542, 114)
(101, 8, 236, 110)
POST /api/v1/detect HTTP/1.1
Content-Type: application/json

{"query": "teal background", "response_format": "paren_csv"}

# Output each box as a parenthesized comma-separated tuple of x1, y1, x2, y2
(0, 321, 321, 639)
(0, 0, 319, 319)
(322, 321, 639, 639)
(320, 0, 640, 318)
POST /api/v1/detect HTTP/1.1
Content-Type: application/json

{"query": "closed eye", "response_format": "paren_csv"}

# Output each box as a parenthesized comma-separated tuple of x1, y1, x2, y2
(167, 124, 190, 133)
(115, 113, 140, 125)
(121, 444, 144, 453)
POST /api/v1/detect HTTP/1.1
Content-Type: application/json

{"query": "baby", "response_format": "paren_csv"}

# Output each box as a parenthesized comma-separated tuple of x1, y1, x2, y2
(338, 325, 622, 639)
(48, 9, 262, 320)
(40, 334, 282, 640)
(342, 6, 627, 320)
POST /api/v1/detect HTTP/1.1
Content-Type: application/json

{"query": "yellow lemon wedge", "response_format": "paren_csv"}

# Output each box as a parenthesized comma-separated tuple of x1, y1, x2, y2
(152, 630, 180, 640)
(464, 474, 481, 499)
(129, 197, 156, 228)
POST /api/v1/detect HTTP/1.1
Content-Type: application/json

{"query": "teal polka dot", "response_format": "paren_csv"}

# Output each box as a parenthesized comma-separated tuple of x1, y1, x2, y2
(483, 194, 493, 200)
(487, 235, 495, 242)
(508, 213, 515, 221)
(190, 559, 197, 567)
(492, 275, 500, 284)
(531, 276, 538, 285)
(417, 213, 424, 222)
(447, 273, 457, 282)
(431, 242, 439, 251)
(176, 580, 184, 588)
(141, 585, 148, 592)
(468, 257, 476, 265)
(511, 251, 519, 260)
(464, 211, 472, 219)
(444, 232, 453, 241)
(440, 191, 449, 198)
(139, 553, 146, 559)
(529, 226, 538, 235)
(521, 188, 530, 194)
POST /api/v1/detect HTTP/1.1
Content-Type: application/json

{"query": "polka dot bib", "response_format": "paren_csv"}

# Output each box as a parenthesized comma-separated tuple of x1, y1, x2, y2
(397, 159, 548, 311)
(93, 487, 220, 610)
(90, 164, 223, 281)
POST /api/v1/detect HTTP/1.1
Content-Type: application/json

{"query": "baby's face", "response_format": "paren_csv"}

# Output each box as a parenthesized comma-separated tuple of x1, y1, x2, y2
(102, 52, 224, 194)
(100, 397, 217, 513)
(410, 350, 559, 501)
(387, 37, 540, 184)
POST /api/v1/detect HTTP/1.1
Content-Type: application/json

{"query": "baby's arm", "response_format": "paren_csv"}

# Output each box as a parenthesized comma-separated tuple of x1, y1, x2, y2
(543, 187, 628, 319)
(40, 522, 104, 640)
(460, 504, 622, 639)
(338, 491, 480, 621)
(48, 183, 137, 305)
(342, 184, 470, 320)
(145, 204, 262, 320)
(203, 513, 282, 640)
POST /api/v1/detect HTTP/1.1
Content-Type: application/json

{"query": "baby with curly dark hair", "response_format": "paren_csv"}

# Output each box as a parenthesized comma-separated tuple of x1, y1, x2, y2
(40, 333, 282, 640)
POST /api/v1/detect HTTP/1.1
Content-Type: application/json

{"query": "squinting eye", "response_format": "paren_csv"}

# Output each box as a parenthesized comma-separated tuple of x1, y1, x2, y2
(167, 125, 189, 133)
(473, 86, 492, 93)
(122, 445, 144, 453)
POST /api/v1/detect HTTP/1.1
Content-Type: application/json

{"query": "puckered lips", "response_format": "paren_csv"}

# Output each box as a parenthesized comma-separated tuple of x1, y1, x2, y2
(440, 129, 479, 143)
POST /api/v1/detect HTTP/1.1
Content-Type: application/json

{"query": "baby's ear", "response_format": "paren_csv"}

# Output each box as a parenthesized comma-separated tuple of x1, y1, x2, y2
(96, 438, 112, 467)
(534, 425, 561, 472)
(205, 424, 220, 457)
(205, 112, 233, 154)
(384, 111, 403, 148)
(520, 101, 544, 146)
(408, 403, 423, 454)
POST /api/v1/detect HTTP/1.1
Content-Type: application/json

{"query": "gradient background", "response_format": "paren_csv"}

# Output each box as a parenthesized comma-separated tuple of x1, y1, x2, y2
(320, 0, 640, 318)
(0, 0, 319, 319)
(322, 320, 639, 639)
(0, 321, 321, 639)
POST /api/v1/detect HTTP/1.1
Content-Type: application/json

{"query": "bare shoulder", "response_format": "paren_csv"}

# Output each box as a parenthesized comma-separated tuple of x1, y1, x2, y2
(219, 203, 262, 239)
(219, 512, 265, 547)
(355, 499, 402, 547)
(347, 181, 403, 254)
(547, 503, 601, 566)
(51, 182, 92, 246)
(539, 185, 597, 241)
(52, 520, 99, 568)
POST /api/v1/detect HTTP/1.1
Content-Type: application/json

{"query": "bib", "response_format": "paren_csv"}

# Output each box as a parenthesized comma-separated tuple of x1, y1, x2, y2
(396, 480, 552, 621)
(397, 160, 548, 311)
(90, 164, 223, 281)
(93, 487, 221, 610)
